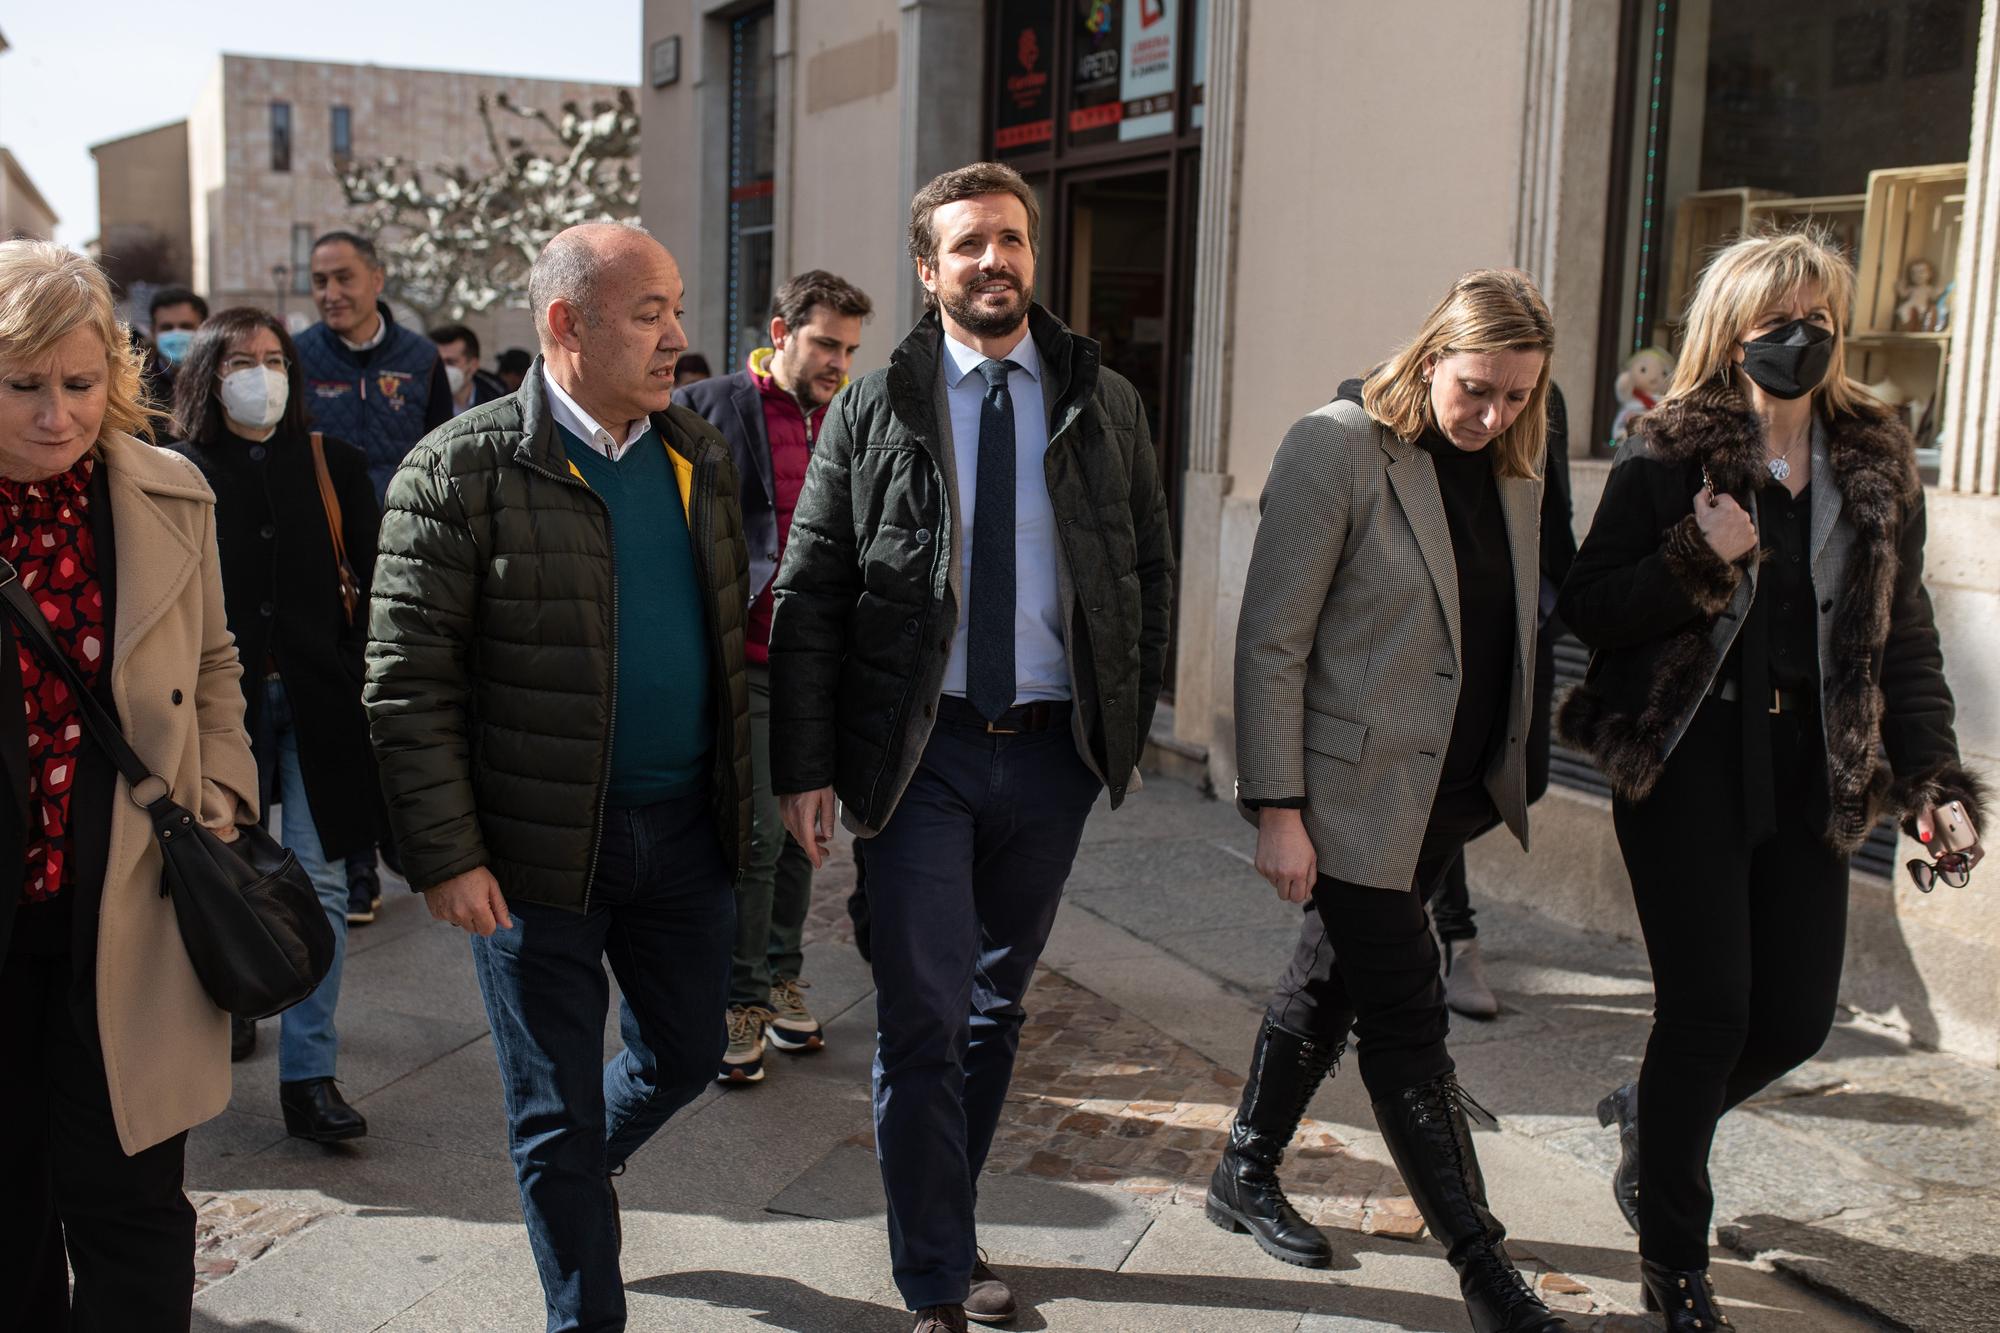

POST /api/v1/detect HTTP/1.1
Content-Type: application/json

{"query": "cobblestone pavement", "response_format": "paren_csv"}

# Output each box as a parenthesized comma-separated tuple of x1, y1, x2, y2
(191, 1191, 323, 1291)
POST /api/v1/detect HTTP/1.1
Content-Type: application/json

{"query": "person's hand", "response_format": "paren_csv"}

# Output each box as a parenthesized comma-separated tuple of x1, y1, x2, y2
(1254, 807, 1317, 904)
(212, 824, 241, 844)
(1693, 486, 1758, 562)
(781, 788, 838, 870)
(424, 866, 513, 936)
(1915, 804, 1984, 871)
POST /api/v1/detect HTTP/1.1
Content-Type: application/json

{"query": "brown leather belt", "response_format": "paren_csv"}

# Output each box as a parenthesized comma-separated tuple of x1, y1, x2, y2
(935, 695, 1071, 735)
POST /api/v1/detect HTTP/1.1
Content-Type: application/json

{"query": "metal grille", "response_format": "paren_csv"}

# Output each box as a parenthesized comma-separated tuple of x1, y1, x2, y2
(1548, 631, 1897, 880)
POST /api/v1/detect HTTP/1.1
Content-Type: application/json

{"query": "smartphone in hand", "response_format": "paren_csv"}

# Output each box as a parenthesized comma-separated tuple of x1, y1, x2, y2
(1937, 800, 1977, 853)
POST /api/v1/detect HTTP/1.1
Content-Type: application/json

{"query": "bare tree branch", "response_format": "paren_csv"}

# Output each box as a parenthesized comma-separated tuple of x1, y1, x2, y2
(338, 89, 641, 319)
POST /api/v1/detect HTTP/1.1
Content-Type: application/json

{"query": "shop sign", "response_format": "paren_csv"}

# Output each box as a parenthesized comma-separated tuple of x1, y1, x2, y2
(995, 0, 1056, 153)
(1070, 0, 1124, 144)
(1119, 0, 1176, 141)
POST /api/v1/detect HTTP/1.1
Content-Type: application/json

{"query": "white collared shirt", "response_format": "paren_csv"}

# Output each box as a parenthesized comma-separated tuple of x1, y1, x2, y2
(938, 326, 1070, 704)
(337, 311, 388, 353)
(542, 368, 652, 461)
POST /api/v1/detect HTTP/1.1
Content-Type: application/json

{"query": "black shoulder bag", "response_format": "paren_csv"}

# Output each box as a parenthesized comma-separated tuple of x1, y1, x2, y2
(0, 556, 333, 1019)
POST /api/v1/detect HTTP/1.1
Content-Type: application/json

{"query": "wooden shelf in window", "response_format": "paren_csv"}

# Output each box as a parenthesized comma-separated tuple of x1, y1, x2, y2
(1848, 331, 1952, 348)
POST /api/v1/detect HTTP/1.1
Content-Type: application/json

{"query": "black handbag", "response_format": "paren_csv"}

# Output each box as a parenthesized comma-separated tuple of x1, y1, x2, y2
(1, 556, 334, 1019)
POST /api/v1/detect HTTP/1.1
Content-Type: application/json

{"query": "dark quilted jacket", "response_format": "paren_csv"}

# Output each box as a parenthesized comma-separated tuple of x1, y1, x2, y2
(364, 363, 751, 909)
(769, 306, 1174, 833)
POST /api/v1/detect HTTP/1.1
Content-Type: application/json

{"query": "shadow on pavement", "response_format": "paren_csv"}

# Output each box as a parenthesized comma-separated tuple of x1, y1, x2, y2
(1720, 1211, 2000, 1333)
(634, 1263, 1481, 1332)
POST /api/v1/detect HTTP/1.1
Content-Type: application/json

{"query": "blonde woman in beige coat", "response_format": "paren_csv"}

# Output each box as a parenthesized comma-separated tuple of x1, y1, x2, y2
(0, 240, 257, 1330)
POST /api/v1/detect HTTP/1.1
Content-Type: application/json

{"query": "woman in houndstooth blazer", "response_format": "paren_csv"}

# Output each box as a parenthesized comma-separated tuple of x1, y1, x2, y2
(1226, 271, 1563, 1333)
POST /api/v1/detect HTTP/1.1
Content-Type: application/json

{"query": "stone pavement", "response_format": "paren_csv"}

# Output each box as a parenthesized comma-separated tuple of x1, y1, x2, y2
(184, 769, 1992, 1331)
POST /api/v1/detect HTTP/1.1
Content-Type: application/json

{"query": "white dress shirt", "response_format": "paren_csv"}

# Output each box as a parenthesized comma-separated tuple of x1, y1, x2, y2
(938, 327, 1071, 704)
(543, 368, 653, 461)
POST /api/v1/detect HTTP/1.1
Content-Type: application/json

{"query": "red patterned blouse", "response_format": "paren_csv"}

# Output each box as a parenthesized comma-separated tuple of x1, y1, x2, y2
(3, 455, 106, 903)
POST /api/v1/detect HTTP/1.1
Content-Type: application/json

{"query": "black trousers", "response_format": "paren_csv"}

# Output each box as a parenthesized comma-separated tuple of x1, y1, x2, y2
(1613, 697, 1849, 1270)
(1, 946, 195, 1331)
(1301, 856, 1459, 1100)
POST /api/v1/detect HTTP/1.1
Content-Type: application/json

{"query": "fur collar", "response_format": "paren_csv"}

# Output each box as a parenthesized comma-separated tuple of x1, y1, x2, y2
(1636, 381, 1918, 529)
(1560, 381, 1967, 854)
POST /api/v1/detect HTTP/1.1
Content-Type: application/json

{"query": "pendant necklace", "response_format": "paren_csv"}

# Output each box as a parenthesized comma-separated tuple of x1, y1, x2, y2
(1768, 454, 1791, 483)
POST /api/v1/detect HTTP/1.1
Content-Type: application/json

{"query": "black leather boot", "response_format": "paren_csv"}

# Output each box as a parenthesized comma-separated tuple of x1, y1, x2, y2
(1641, 1261, 1732, 1330)
(1373, 1074, 1573, 1333)
(231, 1016, 257, 1063)
(280, 1077, 368, 1142)
(1596, 1082, 1641, 1233)
(1205, 1017, 1343, 1267)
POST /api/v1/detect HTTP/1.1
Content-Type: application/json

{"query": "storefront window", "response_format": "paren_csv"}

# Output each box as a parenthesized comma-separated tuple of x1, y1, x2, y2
(1603, 0, 1978, 478)
(725, 7, 777, 371)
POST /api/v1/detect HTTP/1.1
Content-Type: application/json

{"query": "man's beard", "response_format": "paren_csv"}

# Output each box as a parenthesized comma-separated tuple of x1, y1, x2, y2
(941, 274, 1033, 338)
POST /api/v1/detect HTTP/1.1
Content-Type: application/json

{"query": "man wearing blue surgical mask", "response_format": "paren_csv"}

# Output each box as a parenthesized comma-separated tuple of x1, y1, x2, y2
(143, 285, 209, 418)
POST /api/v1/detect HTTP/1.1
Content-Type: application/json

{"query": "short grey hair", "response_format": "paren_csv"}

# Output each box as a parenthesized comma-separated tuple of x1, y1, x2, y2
(527, 221, 654, 346)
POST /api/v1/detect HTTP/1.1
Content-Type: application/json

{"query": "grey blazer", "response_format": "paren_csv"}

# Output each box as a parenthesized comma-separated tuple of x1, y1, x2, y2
(1234, 399, 1541, 892)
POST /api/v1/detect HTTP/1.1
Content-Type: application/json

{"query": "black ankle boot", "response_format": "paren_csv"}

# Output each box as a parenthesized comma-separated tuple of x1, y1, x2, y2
(280, 1077, 367, 1142)
(1596, 1082, 1641, 1234)
(1641, 1261, 1731, 1330)
(1372, 1074, 1573, 1333)
(1205, 1017, 1343, 1268)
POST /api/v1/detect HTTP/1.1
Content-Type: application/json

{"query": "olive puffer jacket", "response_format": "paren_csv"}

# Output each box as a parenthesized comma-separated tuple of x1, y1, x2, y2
(364, 362, 751, 909)
(769, 305, 1174, 833)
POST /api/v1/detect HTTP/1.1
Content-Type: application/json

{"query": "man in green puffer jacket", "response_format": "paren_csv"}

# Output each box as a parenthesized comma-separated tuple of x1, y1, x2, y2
(769, 162, 1173, 1331)
(364, 222, 749, 1332)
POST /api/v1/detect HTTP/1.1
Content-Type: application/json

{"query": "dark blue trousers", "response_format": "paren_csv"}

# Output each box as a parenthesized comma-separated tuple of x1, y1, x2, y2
(470, 794, 733, 1333)
(862, 709, 1103, 1310)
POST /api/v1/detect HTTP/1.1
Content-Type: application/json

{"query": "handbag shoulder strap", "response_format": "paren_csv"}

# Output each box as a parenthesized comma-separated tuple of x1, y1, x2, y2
(0, 557, 161, 795)
(308, 432, 350, 571)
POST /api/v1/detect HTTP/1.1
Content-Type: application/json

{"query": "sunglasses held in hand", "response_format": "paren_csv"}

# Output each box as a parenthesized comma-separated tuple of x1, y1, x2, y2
(1907, 849, 1974, 893)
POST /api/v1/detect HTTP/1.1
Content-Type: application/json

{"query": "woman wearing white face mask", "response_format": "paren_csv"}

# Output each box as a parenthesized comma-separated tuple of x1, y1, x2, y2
(170, 308, 387, 1143)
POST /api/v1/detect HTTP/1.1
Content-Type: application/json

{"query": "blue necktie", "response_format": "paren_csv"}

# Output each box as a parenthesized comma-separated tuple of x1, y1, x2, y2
(968, 359, 1020, 722)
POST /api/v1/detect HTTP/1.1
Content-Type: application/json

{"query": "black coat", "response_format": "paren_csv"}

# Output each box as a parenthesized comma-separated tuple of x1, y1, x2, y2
(769, 306, 1175, 831)
(1557, 384, 1984, 850)
(175, 426, 388, 860)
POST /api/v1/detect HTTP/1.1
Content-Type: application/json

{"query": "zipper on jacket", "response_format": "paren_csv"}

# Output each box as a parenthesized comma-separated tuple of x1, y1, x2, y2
(518, 453, 617, 911)
(688, 449, 739, 873)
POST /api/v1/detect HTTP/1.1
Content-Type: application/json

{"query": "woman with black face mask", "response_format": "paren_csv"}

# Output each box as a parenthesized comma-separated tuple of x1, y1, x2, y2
(1558, 230, 1985, 1329)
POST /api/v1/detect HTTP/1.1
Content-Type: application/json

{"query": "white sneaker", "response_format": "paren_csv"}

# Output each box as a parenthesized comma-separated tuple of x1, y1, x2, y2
(1442, 938, 1500, 1020)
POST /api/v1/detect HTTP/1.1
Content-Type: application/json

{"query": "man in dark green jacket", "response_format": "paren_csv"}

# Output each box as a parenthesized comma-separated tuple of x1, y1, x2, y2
(770, 163, 1172, 1332)
(364, 222, 749, 1332)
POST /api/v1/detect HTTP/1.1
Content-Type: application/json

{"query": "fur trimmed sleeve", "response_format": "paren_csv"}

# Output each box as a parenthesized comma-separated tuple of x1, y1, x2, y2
(1890, 762, 1992, 843)
(1659, 513, 1743, 615)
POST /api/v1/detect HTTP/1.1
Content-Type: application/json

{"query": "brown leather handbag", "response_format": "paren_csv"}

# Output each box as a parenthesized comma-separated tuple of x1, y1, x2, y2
(308, 432, 362, 626)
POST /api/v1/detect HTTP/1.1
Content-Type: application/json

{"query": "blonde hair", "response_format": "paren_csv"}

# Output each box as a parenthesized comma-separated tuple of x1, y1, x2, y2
(1665, 228, 1867, 416)
(0, 239, 153, 443)
(1362, 269, 1554, 479)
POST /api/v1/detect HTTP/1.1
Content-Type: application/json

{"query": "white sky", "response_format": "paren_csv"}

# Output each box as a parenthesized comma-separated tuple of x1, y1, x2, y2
(0, 1, 642, 247)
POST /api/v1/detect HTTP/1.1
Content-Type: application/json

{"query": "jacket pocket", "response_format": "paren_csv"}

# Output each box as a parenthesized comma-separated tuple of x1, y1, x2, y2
(1302, 709, 1367, 765)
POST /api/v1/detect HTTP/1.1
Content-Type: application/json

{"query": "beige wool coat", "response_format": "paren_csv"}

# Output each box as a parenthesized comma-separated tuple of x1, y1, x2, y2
(1234, 399, 1541, 893)
(85, 431, 258, 1154)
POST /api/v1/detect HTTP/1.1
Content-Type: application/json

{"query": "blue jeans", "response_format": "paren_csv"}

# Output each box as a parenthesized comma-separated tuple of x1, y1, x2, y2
(470, 794, 733, 1333)
(268, 679, 351, 1083)
(860, 708, 1102, 1310)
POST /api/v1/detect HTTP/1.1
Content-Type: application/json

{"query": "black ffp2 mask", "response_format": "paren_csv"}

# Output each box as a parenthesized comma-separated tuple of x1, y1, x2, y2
(1739, 319, 1835, 400)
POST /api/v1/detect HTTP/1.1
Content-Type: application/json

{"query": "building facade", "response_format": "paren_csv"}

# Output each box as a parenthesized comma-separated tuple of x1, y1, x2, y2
(177, 55, 629, 347)
(642, 0, 2000, 1062)
(90, 121, 195, 299)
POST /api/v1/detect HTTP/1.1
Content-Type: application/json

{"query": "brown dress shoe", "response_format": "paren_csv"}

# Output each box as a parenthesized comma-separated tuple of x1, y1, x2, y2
(912, 1305, 968, 1333)
(965, 1256, 1017, 1325)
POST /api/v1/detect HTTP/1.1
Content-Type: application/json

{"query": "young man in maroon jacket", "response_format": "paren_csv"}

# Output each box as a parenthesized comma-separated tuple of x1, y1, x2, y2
(674, 270, 872, 1083)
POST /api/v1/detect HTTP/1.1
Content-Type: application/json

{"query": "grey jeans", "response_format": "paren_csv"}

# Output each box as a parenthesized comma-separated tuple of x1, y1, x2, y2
(735, 665, 815, 1008)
